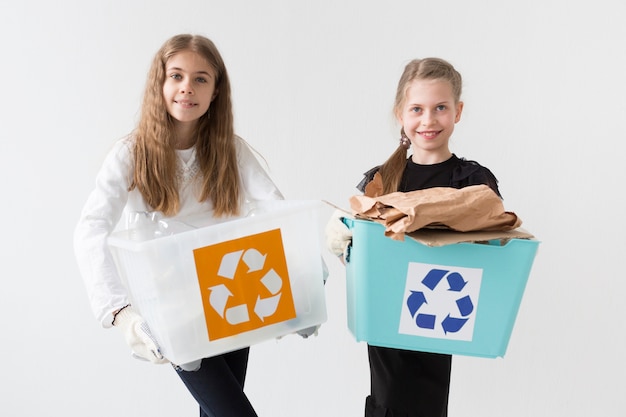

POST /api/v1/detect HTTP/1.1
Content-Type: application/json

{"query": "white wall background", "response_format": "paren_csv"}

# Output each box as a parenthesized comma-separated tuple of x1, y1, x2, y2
(1, 0, 624, 415)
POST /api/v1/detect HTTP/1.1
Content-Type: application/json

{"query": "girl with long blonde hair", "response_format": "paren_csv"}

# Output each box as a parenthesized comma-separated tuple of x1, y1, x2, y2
(75, 34, 283, 416)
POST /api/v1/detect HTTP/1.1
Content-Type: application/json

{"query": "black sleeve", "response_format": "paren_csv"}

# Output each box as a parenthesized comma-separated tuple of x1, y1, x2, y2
(452, 159, 502, 198)
(356, 165, 381, 193)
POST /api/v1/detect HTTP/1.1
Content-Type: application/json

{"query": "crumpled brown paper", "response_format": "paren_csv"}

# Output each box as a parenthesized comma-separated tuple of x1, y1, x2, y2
(350, 184, 522, 240)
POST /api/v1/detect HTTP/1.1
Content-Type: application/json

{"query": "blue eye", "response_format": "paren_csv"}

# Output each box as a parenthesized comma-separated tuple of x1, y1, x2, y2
(170, 73, 182, 80)
(436, 105, 446, 111)
(411, 107, 422, 113)
(195, 77, 207, 83)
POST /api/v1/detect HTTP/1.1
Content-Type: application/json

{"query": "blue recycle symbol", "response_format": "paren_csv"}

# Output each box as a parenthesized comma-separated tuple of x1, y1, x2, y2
(406, 268, 474, 334)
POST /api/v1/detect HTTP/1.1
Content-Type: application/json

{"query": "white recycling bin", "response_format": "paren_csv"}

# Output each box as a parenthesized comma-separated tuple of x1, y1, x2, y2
(107, 200, 328, 365)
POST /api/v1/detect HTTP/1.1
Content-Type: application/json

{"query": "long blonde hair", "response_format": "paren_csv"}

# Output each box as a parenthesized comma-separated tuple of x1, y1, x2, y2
(378, 57, 463, 194)
(131, 34, 240, 217)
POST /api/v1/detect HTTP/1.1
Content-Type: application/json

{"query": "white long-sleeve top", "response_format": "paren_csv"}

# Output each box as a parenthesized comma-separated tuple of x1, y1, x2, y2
(74, 135, 284, 328)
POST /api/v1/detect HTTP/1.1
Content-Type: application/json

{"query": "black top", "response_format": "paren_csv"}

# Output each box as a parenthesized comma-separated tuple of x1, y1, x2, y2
(360, 153, 502, 416)
(356, 154, 501, 197)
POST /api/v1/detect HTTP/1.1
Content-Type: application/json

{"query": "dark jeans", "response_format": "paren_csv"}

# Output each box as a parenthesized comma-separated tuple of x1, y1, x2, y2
(366, 345, 451, 417)
(175, 347, 258, 417)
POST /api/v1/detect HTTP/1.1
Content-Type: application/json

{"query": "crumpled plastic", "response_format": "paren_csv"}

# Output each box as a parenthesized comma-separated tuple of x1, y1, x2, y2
(350, 184, 522, 240)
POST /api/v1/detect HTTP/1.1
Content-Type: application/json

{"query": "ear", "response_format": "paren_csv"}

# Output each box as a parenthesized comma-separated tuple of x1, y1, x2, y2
(211, 90, 219, 102)
(454, 101, 464, 123)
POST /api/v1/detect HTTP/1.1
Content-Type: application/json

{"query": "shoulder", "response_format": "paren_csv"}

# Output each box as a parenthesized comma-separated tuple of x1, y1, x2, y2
(106, 135, 133, 161)
(234, 135, 256, 159)
(98, 135, 134, 176)
(454, 156, 497, 177)
(232, 135, 283, 199)
(452, 155, 501, 196)
(234, 135, 263, 167)
(234, 134, 246, 151)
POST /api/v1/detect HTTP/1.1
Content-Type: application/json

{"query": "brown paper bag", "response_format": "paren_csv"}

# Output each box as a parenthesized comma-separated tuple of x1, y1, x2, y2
(350, 184, 522, 240)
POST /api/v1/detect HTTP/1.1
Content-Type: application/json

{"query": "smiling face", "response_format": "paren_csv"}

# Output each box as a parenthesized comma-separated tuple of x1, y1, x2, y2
(397, 78, 463, 164)
(162, 50, 217, 145)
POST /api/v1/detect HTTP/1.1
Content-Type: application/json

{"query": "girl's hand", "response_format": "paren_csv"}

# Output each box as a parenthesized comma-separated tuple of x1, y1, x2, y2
(113, 306, 169, 364)
(325, 209, 353, 262)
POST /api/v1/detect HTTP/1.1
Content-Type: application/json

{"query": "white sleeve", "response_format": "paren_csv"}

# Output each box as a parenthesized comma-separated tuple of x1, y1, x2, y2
(75, 136, 282, 327)
(73, 139, 133, 328)
(236, 137, 284, 202)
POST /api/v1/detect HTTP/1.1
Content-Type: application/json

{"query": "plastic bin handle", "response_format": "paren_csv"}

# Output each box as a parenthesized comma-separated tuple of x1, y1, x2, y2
(340, 216, 355, 263)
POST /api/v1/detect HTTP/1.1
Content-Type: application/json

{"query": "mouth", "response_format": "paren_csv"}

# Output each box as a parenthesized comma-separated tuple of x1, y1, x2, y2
(174, 99, 197, 108)
(417, 130, 442, 139)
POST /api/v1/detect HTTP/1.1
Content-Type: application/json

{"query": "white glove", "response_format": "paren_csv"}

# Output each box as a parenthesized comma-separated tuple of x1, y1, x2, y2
(325, 209, 353, 258)
(113, 306, 169, 364)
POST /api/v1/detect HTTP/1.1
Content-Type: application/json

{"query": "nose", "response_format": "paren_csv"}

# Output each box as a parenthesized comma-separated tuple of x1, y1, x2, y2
(421, 111, 434, 126)
(179, 80, 194, 95)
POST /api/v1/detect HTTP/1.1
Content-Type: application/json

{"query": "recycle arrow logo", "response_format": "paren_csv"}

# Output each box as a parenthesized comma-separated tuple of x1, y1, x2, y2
(404, 267, 477, 336)
(194, 228, 297, 341)
(208, 248, 284, 324)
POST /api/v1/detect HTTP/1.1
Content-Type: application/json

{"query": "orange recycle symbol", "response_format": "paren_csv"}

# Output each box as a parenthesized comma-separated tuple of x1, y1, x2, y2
(193, 229, 297, 341)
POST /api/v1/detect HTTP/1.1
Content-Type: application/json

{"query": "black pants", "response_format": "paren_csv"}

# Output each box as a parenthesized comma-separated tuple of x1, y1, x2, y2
(366, 345, 451, 417)
(175, 347, 257, 417)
